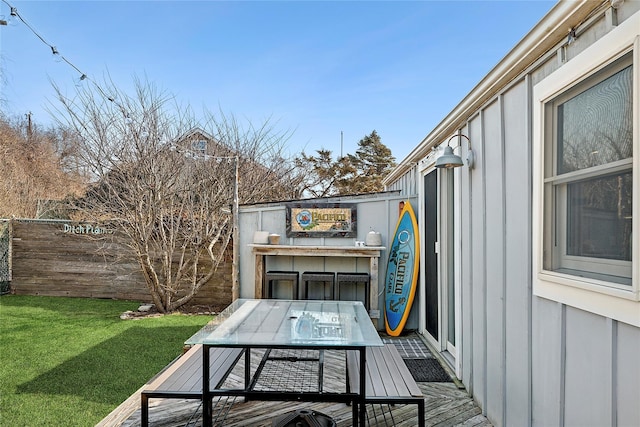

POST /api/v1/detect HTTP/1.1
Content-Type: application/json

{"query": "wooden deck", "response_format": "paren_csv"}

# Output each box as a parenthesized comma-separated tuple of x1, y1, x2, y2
(99, 346, 491, 427)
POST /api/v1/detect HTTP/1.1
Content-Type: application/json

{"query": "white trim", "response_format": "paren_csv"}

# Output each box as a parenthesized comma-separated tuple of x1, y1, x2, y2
(417, 145, 463, 377)
(532, 11, 640, 327)
(535, 279, 640, 326)
(452, 160, 462, 378)
(418, 165, 427, 336)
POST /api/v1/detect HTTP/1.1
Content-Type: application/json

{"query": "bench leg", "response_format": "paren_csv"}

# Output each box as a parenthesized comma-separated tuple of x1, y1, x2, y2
(352, 401, 358, 426)
(344, 356, 358, 425)
(418, 399, 425, 427)
(203, 346, 212, 427)
(141, 394, 149, 427)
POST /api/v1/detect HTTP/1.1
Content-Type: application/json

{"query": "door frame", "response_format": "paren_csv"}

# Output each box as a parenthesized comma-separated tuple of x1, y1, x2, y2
(418, 155, 462, 378)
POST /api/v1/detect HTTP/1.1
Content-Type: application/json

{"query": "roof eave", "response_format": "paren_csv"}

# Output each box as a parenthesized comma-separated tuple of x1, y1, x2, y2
(383, 0, 602, 186)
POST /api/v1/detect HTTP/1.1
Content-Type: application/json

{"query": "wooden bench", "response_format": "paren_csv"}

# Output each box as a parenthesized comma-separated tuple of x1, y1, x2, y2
(346, 344, 425, 427)
(141, 344, 244, 427)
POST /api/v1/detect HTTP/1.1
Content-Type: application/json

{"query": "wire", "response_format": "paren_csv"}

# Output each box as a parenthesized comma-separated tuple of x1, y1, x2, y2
(1, 0, 129, 116)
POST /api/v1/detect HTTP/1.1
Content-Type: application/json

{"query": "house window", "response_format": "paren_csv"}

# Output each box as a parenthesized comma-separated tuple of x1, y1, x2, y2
(532, 12, 639, 326)
(543, 56, 633, 286)
(192, 140, 207, 157)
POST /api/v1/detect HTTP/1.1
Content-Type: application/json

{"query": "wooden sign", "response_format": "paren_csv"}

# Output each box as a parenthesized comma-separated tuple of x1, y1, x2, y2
(62, 223, 113, 235)
(286, 203, 357, 237)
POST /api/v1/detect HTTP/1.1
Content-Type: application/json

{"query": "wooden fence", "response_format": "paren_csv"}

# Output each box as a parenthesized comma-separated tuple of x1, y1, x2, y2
(0, 220, 9, 294)
(7, 219, 232, 307)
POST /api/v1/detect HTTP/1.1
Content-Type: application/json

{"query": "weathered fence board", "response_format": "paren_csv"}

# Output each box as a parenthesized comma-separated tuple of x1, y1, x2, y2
(8, 219, 232, 307)
(0, 220, 10, 294)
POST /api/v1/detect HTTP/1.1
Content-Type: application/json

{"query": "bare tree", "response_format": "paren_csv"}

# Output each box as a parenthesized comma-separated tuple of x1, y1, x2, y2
(0, 114, 84, 218)
(51, 77, 296, 312)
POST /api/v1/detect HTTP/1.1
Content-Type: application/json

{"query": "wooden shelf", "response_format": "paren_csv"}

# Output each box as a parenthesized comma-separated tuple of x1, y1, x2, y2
(250, 244, 385, 317)
(249, 244, 384, 257)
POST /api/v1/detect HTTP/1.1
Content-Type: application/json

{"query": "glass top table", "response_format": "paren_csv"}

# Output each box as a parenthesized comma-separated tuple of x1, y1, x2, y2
(189, 299, 382, 427)
(186, 298, 383, 348)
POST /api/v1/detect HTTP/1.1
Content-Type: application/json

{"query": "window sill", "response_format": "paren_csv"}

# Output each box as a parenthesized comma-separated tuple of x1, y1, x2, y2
(534, 272, 640, 327)
(553, 267, 632, 288)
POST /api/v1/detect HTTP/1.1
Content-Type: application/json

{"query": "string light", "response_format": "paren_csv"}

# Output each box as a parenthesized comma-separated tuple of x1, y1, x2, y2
(1, 0, 130, 118)
(74, 73, 87, 87)
(6, 5, 16, 26)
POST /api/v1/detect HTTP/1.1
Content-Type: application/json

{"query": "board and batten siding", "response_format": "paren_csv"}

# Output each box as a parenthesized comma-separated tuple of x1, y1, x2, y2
(385, 3, 640, 426)
(385, 166, 417, 196)
(454, 74, 639, 427)
(527, 6, 640, 426)
(462, 79, 534, 426)
(9, 219, 232, 306)
(501, 80, 533, 426)
(237, 192, 421, 331)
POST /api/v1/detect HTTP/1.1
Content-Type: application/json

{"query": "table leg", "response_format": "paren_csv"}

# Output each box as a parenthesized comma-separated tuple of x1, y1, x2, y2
(359, 347, 366, 426)
(202, 345, 212, 427)
(244, 347, 251, 402)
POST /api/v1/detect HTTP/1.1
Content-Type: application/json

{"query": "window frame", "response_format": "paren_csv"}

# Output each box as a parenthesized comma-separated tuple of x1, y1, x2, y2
(532, 12, 640, 327)
(192, 139, 207, 157)
(544, 56, 633, 286)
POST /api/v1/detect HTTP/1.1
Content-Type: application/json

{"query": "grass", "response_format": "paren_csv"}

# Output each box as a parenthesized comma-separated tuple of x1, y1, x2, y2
(0, 295, 212, 426)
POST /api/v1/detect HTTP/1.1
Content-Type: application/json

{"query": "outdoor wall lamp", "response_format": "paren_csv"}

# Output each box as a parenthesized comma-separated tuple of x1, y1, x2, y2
(434, 133, 474, 169)
(611, 0, 624, 9)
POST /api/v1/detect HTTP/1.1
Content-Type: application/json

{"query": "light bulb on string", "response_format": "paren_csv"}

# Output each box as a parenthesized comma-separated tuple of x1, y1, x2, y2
(74, 74, 87, 87)
(8, 6, 18, 26)
(1, 0, 129, 109)
(51, 46, 62, 63)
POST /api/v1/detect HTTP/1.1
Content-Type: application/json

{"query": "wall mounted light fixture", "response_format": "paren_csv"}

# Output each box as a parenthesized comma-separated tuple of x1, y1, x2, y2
(435, 133, 474, 169)
(611, 0, 624, 9)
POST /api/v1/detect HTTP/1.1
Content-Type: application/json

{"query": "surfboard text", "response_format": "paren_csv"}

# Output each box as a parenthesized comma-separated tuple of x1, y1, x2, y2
(387, 251, 411, 295)
(394, 251, 411, 294)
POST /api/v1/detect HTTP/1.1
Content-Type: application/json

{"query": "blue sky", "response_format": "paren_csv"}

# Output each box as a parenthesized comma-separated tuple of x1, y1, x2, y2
(0, 0, 555, 161)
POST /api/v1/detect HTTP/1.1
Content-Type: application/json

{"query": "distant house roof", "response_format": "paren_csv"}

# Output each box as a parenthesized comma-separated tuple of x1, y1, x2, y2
(175, 127, 217, 145)
(173, 127, 236, 159)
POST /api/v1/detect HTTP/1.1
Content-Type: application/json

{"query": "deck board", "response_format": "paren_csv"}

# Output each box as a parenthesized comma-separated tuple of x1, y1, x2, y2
(100, 348, 490, 427)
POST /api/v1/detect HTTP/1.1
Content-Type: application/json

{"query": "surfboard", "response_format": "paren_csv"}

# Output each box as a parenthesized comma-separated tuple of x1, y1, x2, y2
(384, 201, 420, 337)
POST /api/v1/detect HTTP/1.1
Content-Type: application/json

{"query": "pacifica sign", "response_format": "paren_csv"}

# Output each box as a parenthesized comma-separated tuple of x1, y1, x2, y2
(63, 224, 113, 235)
(286, 202, 357, 237)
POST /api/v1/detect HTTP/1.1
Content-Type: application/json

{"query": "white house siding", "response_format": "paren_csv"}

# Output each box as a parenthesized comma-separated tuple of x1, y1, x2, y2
(502, 80, 533, 426)
(528, 5, 640, 427)
(618, 321, 640, 425)
(533, 304, 640, 426)
(386, 167, 418, 196)
(468, 113, 488, 412)
(464, 90, 534, 425)
(531, 297, 564, 426)
(533, 305, 640, 427)
(384, 2, 640, 426)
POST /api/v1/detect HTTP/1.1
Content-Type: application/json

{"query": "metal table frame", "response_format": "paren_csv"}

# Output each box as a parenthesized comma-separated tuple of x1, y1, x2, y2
(186, 299, 382, 427)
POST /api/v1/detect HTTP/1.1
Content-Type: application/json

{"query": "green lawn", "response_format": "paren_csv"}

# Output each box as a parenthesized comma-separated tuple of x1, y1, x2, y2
(0, 295, 212, 426)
